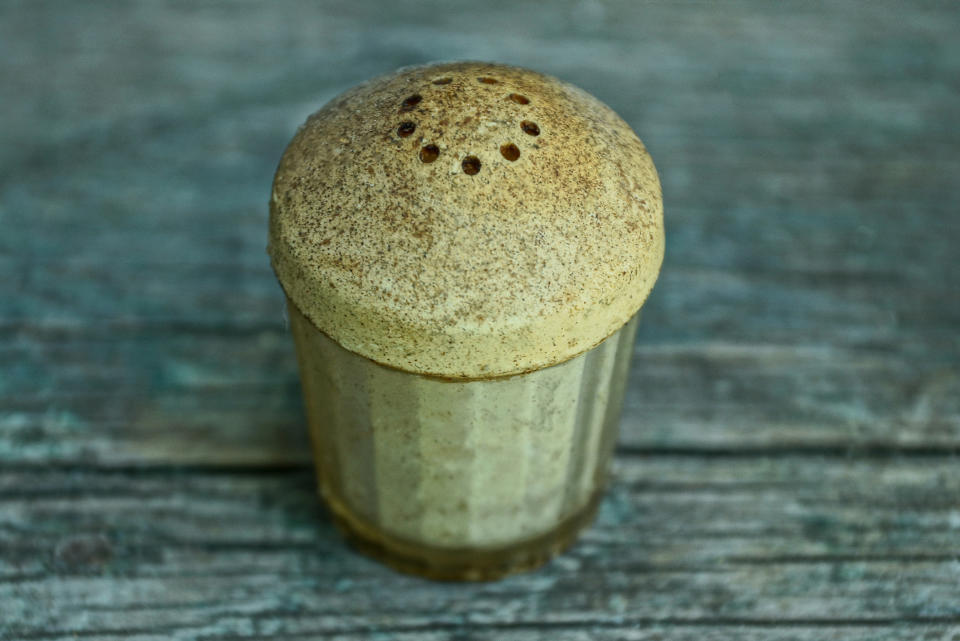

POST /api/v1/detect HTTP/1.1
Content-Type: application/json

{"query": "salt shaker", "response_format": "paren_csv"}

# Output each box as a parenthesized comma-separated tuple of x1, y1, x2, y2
(268, 62, 663, 579)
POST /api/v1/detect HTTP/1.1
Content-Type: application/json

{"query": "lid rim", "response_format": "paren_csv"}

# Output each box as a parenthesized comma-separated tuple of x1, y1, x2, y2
(281, 279, 646, 382)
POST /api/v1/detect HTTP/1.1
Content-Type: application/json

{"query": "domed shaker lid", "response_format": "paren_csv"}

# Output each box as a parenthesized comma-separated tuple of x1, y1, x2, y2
(269, 61, 664, 379)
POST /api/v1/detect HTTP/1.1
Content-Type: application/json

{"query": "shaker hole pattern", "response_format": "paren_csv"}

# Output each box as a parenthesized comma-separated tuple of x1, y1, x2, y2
(405, 75, 541, 171)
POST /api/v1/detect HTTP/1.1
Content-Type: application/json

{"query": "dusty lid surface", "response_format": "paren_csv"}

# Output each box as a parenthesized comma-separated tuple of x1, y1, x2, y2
(269, 61, 664, 379)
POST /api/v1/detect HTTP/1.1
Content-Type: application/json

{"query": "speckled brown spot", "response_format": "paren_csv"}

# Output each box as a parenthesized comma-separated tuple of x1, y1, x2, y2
(500, 143, 520, 161)
(432, 77, 453, 85)
(508, 93, 530, 105)
(477, 77, 498, 84)
(397, 121, 416, 137)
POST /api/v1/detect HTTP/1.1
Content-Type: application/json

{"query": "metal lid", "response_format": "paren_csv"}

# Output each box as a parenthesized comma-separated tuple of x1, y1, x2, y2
(269, 61, 663, 379)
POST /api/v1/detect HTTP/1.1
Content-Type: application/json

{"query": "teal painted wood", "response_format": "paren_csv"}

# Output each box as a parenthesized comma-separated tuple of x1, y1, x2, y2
(1, 0, 959, 638)
(2, 457, 959, 638)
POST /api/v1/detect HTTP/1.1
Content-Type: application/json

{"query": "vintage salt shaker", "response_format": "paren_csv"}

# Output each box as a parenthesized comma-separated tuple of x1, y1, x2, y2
(268, 62, 664, 580)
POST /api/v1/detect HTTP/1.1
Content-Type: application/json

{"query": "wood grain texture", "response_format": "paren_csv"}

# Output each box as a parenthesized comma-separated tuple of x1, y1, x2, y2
(1, 0, 959, 638)
(2, 457, 960, 639)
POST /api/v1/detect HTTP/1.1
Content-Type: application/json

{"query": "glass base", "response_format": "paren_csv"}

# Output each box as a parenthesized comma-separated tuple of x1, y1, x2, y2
(322, 486, 605, 581)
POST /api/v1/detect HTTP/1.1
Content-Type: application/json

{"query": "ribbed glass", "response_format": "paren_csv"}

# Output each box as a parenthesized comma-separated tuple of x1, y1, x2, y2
(287, 299, 638, 579)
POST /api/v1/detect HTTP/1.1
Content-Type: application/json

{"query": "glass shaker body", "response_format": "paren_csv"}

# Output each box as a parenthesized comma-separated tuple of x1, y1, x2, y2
(288, 300, 638, 580)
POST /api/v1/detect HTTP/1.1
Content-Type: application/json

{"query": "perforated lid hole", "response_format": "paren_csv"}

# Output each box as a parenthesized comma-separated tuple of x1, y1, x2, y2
(399, 94, 423, 112)
(500, 143, 520, 161)
(419, 144, 440, 163)
(462, 156, 481, 175)
(520, 120, 540, 136)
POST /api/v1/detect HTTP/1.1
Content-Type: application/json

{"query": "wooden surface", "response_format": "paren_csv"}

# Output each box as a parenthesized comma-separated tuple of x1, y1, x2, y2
(2, 1, 959, 639)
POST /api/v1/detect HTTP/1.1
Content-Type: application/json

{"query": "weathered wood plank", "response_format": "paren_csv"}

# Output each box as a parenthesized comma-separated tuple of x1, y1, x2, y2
(2, 0, 959, 465)
(2, 457, 959, 638)
(2, 1, 960, 638)
(2, 322, 959, 464)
